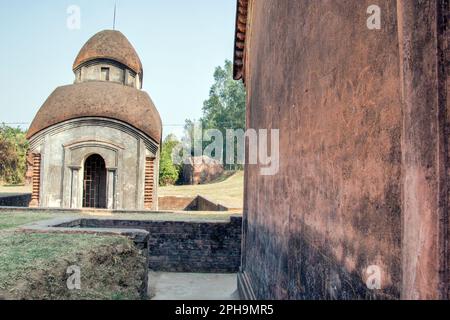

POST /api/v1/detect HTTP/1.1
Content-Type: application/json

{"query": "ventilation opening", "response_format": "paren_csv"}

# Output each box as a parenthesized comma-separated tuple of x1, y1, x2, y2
(101, 67, 110, 81)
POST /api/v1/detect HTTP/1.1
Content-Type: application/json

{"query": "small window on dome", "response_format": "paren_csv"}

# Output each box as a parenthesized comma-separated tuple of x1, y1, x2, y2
(128, 73, 136, 87)
(101, 67, 110, 81)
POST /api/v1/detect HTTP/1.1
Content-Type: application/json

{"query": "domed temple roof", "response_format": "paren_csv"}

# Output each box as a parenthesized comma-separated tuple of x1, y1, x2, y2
(26, 81, 162, 142)
(73, 30, 143, 74)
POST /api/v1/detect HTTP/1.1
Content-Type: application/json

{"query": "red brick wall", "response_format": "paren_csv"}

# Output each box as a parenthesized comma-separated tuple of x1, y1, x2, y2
(182, 156, 224, 185)
(240, 0, 448, 300)
(158, 196, 195, 211)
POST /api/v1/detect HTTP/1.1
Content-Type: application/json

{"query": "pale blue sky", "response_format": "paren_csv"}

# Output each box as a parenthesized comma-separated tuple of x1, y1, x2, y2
(0, 0, 237, 138)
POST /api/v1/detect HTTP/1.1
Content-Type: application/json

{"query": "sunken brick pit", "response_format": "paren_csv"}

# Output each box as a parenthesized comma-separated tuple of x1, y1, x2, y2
(23, 216, 242, 273)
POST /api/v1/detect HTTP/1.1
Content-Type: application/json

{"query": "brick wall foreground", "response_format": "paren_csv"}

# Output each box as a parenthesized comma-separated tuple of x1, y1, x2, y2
(77, 217, 242, 273)
(235, 0, 449, 300)
(0, 194, 31, 207)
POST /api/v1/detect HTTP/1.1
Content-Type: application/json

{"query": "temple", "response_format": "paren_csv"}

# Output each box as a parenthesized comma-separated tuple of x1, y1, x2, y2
(26, 30, 162, 210)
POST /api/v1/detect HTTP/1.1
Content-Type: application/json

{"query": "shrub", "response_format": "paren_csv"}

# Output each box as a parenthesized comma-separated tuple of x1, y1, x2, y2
(0, 125, 28, 185)
(159, 134, 181, 186)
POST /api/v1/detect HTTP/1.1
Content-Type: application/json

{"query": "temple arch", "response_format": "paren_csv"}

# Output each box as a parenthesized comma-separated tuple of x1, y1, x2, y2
(82, 154, 107, 208)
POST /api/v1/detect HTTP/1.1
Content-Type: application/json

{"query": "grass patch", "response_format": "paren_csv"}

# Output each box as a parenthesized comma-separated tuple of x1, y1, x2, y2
(0, 212, 62, 230)
(0, 211, 150, 300)
(0, 210, 239, 300)
(0, 231, 147, 300)
(0, 184, 31, 195)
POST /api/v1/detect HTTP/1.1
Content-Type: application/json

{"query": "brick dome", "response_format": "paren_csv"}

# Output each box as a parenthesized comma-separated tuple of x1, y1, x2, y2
(26, 81, 162, 142)
(73, 30, 143, 75)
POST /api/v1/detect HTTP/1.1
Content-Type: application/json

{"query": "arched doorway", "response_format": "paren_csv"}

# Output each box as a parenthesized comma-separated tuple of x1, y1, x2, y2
(82, 154, 107, 208)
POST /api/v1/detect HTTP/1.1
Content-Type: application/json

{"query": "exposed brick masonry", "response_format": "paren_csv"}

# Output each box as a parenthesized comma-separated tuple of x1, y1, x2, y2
(77, 217, 242, 273)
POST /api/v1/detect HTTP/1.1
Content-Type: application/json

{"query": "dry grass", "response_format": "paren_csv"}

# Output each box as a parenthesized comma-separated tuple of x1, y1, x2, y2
(0, 232, 146, 300)
(0, 212, 149, 300)
(0, 172, 244, 209)
(0, 212, 59, 230)
(160, 171, 244, 209)
(0, 184, 31, 197)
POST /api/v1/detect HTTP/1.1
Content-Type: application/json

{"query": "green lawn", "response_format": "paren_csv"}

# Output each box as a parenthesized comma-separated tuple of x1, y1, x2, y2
(160, 171, 244, 209)
(0, 212, 61, 230)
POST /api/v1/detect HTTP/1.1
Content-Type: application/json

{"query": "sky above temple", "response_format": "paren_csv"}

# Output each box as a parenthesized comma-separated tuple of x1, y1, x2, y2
(0, 0, 236, 138)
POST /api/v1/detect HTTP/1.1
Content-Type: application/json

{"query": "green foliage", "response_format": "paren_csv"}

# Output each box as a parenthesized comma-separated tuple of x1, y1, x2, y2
(185, 60, 246, 169)
(159, 134, 181, 186)
(201, 60, 246, 131)
(0, 125, 28, 185)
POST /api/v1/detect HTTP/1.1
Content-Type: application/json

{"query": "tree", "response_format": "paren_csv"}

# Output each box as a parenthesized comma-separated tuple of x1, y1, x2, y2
(201, 60, 246, 131)
(0, 125, 28, 184)
(185, 60, 246, 169)
(159, 134, 181, 186)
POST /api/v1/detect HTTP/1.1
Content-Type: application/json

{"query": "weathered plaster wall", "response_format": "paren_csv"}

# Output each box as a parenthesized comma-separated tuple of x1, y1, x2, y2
(242, 0, 401, 300)
(81, 63, 125, 84)
(75, 61, 140, 89)
(28, 118, 159, 210)
(240, 0, 448, 300)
